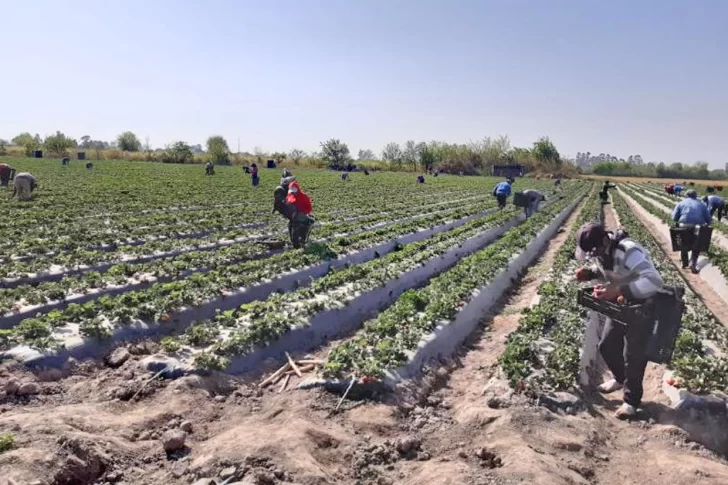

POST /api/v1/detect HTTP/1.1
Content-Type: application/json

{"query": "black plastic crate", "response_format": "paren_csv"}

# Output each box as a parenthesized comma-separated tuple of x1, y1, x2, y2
(644, 286, 685, 364)
(576, 287, 646, 325)
(513, 192, 528, 208)
(670, 226, 712, 252)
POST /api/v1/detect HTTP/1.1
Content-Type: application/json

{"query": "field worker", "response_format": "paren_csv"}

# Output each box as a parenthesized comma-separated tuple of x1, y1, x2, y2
(574, 222, 664, 419)
(522, 189, 546, 218)
(342, 172, 349, 181)
(205, 162, 214, 176)
(674, 184, 683, 197)
(554, 177, 562, 191)
(417, 175, 425, 184)
(86, 161, 93, 170)
(672, 189, 711, 273)
(664, 184, 675, 196)
(251, 163, 259, 186)
(12, 172, 37, 201)
(492, 178, 513, 210)
(599, 180, 616, 203)
(286, 180, 314, 248)
(0, 163, 16, 187)
(703, 195, 725, 222)
(281, 168, 294, 187)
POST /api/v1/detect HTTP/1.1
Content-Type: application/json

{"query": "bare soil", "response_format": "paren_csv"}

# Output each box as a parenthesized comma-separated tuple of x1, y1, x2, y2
(2, 198, 728, 485)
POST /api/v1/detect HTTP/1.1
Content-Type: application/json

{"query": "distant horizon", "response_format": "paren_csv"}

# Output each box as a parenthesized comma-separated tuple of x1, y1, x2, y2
(3, 0, 726, 168)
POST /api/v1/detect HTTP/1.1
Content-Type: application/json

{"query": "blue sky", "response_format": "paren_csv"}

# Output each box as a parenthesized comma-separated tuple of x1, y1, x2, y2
(2, 0, 727, 166)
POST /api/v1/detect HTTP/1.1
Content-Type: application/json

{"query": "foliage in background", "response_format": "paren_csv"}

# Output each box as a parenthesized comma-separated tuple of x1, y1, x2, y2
(159, 141, 194, 164)
(44, 131, 77, 157)
(320, 138, 351, 168)
(117, 131, 142, 152)
(206, 135, 230, 164)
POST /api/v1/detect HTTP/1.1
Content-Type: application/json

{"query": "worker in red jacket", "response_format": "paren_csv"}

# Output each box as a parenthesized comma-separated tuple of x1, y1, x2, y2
(285, 180, 314, 248)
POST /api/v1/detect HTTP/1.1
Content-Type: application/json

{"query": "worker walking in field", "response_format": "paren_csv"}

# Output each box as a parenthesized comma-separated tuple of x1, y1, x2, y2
(492, 178, 513, 210)
(11, 172, 37, 201)
(205, 162, 215, 176)
(703, 195, 725, 222)
(672, 189, 711, 273)
(0, 163, 16, 187)
(251, 163, 259, 186)
(574, 222, 664, 419)
(522, 189, 546, 218)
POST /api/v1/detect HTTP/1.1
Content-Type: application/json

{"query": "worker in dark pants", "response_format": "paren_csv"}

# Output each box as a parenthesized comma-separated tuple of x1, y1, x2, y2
(703, 195, 725, 222)
(0, 163, 16, 187)
(492, 178, 513, 209)
(599, 180, 616, 203)
(574, 222, 663, 419)
(672, 189, 711, 273)
(522, 189, 545, 218)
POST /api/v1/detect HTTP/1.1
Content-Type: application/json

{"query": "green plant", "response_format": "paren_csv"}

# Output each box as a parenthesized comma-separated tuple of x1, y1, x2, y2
(160, 337, 181, 353)
(0, 433, 15, 453)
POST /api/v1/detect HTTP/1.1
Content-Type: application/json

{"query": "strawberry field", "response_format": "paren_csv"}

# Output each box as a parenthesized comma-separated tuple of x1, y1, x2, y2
(0, 157, 578, 375)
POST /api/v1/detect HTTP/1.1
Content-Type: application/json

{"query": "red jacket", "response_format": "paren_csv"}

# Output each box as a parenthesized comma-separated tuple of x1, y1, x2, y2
(286, 181, 312, 214)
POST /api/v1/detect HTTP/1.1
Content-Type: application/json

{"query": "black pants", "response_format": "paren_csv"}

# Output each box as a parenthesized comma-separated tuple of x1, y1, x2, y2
(598, 317, 653, 407)
(679, 225, 701, 268)
(496, 195, 507, 209)
(289, 215, 314, 248)
(710, 205, 724, 222)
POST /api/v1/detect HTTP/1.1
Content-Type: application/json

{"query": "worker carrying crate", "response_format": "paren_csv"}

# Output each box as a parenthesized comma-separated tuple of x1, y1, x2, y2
(574, 222, 685, 419)
(670, 189, 713, 274)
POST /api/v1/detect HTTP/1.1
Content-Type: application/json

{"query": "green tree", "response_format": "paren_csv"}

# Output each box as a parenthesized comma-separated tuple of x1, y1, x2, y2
(44, 131, 77, 157)
(117, 131, 142, 152)
(271, 152, 287, 164)
(206, 135, 230, 164)
(159, 141, 194, 164)
(12, 132, 40, 157)
(532, 136, 561, 167)
(320, 139, 350, 168)
(357, 149, 375, 160)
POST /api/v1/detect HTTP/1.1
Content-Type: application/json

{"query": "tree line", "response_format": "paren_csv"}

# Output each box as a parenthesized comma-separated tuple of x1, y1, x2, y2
(0, 131, 568, 175)
(576, 151, 726, 181)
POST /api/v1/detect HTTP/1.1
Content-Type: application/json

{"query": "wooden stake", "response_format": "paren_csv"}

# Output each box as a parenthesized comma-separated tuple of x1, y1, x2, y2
(335, 376, 356, 412)
(296, 359, 325, 366)
(278, 374, 291, 393)
(285, 352, 302, 377)
(259, 362, 291, 388)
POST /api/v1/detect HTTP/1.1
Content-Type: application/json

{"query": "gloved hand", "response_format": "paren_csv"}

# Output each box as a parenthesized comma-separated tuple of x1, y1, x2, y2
(575, 268, 595, 282)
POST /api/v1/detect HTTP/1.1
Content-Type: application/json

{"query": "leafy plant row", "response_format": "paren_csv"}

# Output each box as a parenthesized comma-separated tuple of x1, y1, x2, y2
(158, 201, 534, 368)
(321, 188, 587, 379)
(0, 196, 501, 315)
(500, 188, 602, 391)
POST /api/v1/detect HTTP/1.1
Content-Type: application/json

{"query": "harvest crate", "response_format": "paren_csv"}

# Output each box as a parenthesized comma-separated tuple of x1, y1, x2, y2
(669, 226, 712, 252)
(576, 287, 645, 324)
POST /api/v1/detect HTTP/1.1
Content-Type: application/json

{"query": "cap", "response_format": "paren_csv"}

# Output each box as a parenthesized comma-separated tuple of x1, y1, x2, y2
(282, 168, 292, 178)
(575, 222, 606, 261)
(686, 189, 698, 198)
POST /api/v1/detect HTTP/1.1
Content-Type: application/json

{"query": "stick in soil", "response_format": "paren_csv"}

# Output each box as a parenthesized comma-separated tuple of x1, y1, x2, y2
(296, 359, 325, 365)
(259, 362, 291, 388)
(335, 375, 357, 413)
(131, 366, 169, 401)
(279, 374, 291, 393)
(286, 352, 302, 377)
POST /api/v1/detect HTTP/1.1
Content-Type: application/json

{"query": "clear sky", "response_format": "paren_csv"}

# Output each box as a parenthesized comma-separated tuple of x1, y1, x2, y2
(2, 0, 727, 166)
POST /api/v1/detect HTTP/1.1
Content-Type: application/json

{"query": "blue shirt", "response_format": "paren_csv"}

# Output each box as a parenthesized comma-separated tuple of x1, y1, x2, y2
(705, 195, 724, 209)
(672, 198, 711, 225)
(494, 182, 511, 196)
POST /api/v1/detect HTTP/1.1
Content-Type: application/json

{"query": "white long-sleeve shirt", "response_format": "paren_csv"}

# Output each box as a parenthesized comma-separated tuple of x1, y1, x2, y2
(592, 239, 663, 300)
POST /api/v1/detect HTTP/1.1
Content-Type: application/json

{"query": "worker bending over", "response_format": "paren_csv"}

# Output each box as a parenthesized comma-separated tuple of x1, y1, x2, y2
(703, 195, 725, 222)
(522, 189, 546, 218)
(574, 222, 663, 419)
(492, 178, 513, 209)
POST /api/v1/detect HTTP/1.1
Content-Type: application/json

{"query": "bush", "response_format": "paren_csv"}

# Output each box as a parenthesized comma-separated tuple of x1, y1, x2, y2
(158, 141, 194, 164)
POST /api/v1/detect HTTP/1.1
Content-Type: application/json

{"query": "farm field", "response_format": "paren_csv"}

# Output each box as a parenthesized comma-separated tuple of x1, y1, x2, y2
(1, 160, 728, 485)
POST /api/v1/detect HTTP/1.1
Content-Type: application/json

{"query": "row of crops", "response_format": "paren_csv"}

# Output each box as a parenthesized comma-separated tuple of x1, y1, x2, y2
(500, 185, 728, 397)
(1, 158, 580, 378)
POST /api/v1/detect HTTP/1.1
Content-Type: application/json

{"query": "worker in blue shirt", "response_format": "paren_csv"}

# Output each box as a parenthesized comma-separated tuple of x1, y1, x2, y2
(492, 178, 513, 209)
(672, 189, 711, 273)
(673, 184, 683, 197)
(703, 195, 725, 222)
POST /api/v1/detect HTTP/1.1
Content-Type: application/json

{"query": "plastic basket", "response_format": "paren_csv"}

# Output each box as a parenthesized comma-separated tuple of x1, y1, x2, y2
(513, 192, 528, 208)
(644, 286, 685, 364)
(576, 287, 646, 325)
(670, 226, 712, 252)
